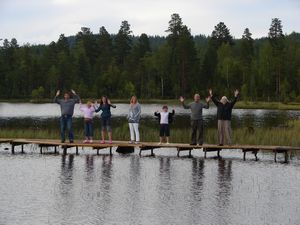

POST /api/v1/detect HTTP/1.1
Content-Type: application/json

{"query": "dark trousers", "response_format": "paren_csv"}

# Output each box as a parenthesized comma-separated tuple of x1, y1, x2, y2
(60, 115, 74, 141)
(191, 119, 204, 145)
(84, 119, 93, 137)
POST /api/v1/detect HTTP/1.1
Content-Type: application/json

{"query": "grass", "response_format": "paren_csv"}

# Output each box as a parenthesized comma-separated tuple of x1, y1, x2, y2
(1, 120, 300, 147)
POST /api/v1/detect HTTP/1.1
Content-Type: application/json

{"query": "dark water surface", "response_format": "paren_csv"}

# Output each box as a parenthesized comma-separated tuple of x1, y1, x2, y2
(0, 147, 300, 225)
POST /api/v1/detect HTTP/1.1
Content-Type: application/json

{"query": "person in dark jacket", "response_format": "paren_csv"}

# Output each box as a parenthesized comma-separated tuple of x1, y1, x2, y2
(154, 106, 175, 144)
(54, 89, 80, 143)
(209, 89, 239, 145)
(94, 96, 116, 144)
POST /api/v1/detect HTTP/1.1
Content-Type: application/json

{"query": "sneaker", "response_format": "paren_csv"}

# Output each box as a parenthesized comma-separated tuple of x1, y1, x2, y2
(61, 139, 65, 143)
(190, 143, 196, 146)
(100, 140, 105, 144)
(69, 140, 74, 143)
(83, 140, 89, 143)
(166, 142, 170, 145)
(89, 139, 93, 143)
(109, 140, 113, 144)
(129, 141, 134, 144)
(134, 141, 140, 144)
(158, 142, 162, 145)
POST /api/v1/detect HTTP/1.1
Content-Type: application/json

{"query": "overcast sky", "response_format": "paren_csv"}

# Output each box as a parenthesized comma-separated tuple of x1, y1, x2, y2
(0, 0, 299, 45)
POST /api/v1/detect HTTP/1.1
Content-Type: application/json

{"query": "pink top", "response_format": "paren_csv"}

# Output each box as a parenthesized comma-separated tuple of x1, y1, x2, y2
(79, 104, 95, 119)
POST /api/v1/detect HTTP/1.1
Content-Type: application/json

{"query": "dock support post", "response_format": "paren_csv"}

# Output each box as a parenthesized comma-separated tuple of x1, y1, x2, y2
(254, 151, 258, 161)
(177, 148, 180, 157)
(76, 146, 79, 155)
(243, 151, 246, 161)
(11, 144, 15, 154)
(204, 148, 207, 159)
(21, 145, 24, 154)
(110, 147, 112, 156)
(217, 150, 221, 158)
(274, 151, 277, 162)
(151, 148, 154, 156)
(40, 146, 43, 154)
(54, 146, 57, 154)
(189, 149, 192, 157)
(284, 151, 288, 163)
(97, 149, 99, 155)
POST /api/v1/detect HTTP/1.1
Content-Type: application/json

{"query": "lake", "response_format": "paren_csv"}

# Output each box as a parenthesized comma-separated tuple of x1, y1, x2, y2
(0, 103, 300, 225)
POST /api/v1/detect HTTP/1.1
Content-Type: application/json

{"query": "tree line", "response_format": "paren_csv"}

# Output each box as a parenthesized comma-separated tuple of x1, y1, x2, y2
(0, 14, 300, 102)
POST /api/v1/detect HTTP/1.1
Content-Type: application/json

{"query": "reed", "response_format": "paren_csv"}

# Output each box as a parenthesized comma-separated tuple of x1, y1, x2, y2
(0, 120, 300, 147)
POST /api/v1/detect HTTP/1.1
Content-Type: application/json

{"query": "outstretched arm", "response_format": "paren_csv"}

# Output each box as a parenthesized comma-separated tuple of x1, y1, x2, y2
(71, 89, 81, 103)
(209, 89, 220, 106)
(203, 96, 210, 109)
(180, 96, 190, 109)
(107, 99, 116, 108)
(230, 89, 239, 107)
(54, 90, 61, 104)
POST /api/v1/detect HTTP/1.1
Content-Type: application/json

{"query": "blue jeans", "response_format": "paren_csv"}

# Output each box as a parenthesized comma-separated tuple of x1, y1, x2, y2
(84, 119, 93, 137)
(60, 115, 74, 141)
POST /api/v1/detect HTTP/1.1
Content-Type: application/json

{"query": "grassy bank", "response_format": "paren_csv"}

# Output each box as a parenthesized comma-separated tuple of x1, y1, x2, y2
(1, 120, 300, 147)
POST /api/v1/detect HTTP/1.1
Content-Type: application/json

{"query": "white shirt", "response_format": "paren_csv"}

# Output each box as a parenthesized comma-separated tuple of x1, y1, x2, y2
(160, 112, 169, 124)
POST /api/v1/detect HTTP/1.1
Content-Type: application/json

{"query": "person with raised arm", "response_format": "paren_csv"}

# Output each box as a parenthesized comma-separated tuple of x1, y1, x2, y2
(180, 93, 210, 145)
(209, 89, 239, 146)
(54, 89, 80, 143)
(94, 96, 116, 144)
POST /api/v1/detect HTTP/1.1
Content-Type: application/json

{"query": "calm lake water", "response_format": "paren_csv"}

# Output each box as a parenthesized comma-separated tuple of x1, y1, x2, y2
(0, 103, 300, 225)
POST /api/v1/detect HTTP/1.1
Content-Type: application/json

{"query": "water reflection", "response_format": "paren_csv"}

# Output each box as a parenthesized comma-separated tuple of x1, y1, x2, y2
(216, 159, 233, 225)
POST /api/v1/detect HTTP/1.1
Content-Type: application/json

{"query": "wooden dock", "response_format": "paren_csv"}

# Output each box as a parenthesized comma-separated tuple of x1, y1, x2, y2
(0, 138, 299, 163)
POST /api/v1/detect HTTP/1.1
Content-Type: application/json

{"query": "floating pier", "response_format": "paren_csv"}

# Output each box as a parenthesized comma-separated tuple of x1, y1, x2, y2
(0, 138, 299, 163)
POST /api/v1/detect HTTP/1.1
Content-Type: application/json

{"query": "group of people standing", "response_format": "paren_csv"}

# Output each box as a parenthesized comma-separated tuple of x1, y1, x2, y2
(54, 89, 239, 146)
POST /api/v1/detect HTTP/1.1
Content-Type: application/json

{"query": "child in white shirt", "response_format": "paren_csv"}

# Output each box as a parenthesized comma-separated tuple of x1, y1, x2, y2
(154, 105, 175, 144)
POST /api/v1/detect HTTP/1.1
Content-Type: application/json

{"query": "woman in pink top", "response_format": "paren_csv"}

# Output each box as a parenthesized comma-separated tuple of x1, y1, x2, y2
(79, 101, 95, 143)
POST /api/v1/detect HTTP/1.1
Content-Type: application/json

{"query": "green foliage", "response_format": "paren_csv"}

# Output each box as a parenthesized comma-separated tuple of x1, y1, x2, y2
(0, 16, 300, 102)
(31, 86, 45, 100)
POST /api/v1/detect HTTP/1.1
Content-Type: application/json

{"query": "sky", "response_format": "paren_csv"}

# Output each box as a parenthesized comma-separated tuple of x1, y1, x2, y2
(0, 0, 299, 45)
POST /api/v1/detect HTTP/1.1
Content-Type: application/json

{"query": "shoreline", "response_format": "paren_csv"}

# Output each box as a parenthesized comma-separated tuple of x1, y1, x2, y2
(1, 99, 300, 110)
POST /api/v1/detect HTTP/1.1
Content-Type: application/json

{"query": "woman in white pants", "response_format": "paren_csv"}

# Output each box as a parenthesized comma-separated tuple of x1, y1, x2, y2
(128, 95, 141, 144)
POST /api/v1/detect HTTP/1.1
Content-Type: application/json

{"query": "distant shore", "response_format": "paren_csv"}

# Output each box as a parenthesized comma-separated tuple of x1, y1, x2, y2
(1, 99, 300, 110)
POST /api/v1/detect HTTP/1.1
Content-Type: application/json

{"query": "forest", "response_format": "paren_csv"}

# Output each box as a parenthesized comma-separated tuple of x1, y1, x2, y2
(0, 13, 300, 102)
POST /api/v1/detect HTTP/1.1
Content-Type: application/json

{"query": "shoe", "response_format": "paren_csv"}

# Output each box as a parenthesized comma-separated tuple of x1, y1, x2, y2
(89, 140, 93, 143)
(166, 142, 170, 144)
(83, 140, 89, 143)
(134, 141, 140, 144)
(129, 141, 134, 144)
(158, 142, 162, 145)
(198, 143, 203, 146)
(190, 143, 196, 146)
(61, 139, 65, 143)
(109, 140, 113, 144)
(69, 140, 74, 143)
(100, 140, 105, 144)
(218, 144, 223, 146)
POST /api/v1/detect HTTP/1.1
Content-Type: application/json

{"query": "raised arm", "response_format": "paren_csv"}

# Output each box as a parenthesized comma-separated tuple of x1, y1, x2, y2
(71, 89, 80, 103)
(107, 99, 116, 108)
(54, 90, 61, 104)
(229, 89, 239, 108)
(203, 96, 210, 109)
(180, 96, 190, 109)
(154, 111, 160, 117)
(209, 89, 220, 106)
